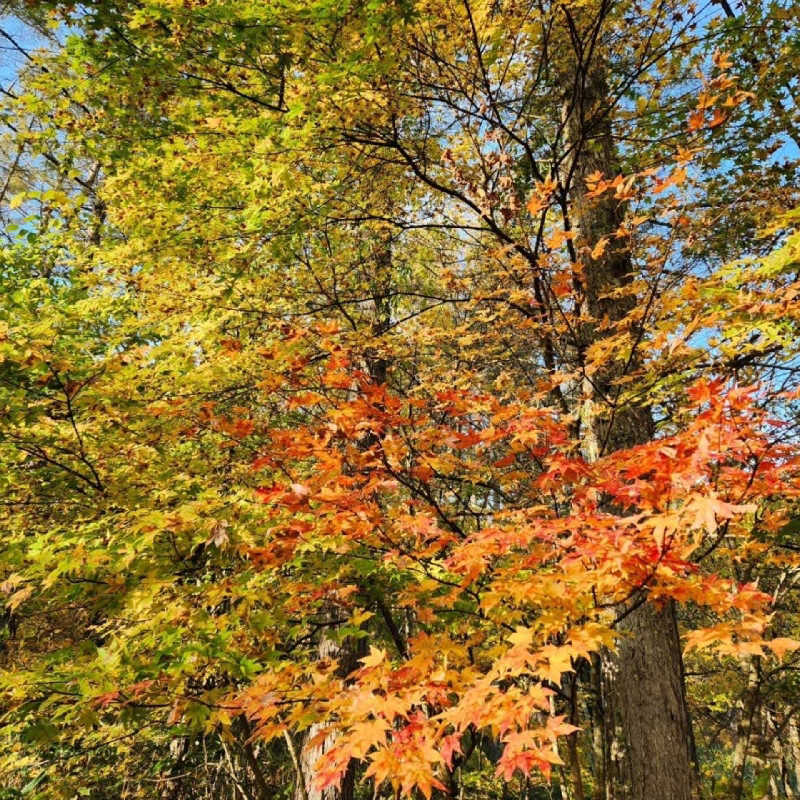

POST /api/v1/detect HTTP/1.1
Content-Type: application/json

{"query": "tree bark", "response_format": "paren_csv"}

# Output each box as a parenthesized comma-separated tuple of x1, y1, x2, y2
(291, 633, 366, 800)
(730, 656, 761, 800)
(293, 633, 344, 800)
(613, 602, 696, 800)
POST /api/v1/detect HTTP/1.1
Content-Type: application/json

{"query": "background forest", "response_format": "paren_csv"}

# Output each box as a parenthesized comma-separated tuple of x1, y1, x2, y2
(1, 0, 799, 798)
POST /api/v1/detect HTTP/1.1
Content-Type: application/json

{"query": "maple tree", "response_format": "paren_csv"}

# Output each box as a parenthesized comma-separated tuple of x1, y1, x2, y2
(1, 0, 800, 799)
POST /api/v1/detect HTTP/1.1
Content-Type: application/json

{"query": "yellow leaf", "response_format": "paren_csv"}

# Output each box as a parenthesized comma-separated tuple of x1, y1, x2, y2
(360, 646, 386, 668)
(591, 237, 609, 260)
(8, 586, 32, 611)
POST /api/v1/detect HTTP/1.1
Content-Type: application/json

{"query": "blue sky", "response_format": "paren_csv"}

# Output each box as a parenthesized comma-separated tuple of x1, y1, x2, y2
(0, 13, 50, 89)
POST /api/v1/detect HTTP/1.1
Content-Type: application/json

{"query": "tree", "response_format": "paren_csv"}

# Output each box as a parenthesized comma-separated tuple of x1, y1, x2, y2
(1, 1, 799, 799)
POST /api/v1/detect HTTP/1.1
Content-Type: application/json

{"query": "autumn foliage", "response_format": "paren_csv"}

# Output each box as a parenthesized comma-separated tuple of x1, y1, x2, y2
(0, 0, 799, 799)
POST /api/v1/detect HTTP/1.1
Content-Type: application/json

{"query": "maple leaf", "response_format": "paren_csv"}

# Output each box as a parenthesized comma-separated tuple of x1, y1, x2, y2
(440, 733, 463, 769)
(91, 690, 122, 709)
(584, 169, 606, 196)
(547, 715, 581, 738)
(688, 110, 706, 132)
(534, 645, 575, 684)
(708, 109, 728, 129)
(591, 237, 609, 260)
(652, 167, 688, 195)
(687, 493, 756, 533)
(360, 646, 387, 669)
(527, 178, 557, 216)
(343, 718, 391, 758)
(508, 627, 534, 648)
(766, 638, 800, 659)
(527, 193, 550, 216)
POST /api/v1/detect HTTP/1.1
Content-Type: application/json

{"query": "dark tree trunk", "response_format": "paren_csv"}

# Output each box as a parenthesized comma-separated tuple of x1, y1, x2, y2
(613, 602, 696, 800)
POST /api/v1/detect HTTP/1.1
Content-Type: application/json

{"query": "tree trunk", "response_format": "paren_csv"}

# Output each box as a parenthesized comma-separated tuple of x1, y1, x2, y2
(560, 37, 696, 800)
(730, 656, 761, 800)
(292, 632, 366, 800)
(613, 602, 696, 800)
(786, 717, 800, 798)
(293, 232, 392, 800)
(293, 633, 344, 800)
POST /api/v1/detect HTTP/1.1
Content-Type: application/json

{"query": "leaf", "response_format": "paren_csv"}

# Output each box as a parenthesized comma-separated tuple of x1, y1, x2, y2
(766, 638, 800, 659)
(708, 108, 728, 129)
(7, 585, 32, 611)
(591, 237, 609, 260)
(688, 110, 705, 132)
(360, 646, 386, 668)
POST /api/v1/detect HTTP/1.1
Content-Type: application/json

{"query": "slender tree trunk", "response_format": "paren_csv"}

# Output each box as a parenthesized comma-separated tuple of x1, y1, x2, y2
(162, 736, 189, 800)
(589, 653, 608, 800)
(787, 717, 800, 798)
(293, 634, 345, 800)
(730, 656, 761, 800)
(293, 232, 392, 800)
(560, 38, 697, 800)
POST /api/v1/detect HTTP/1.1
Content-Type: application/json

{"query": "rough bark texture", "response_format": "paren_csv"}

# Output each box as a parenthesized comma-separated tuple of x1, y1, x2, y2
(561, 40, 696, 800)
(787, 718, 800, 798)
(293, 633, 341, 800)
(614, 602, 695, 800)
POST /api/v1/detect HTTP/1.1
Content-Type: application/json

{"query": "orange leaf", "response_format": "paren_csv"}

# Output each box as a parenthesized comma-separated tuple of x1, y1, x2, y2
(708, 108, 728, 129)
(688, 110, 705, 132)
(767, 638, 800, 659)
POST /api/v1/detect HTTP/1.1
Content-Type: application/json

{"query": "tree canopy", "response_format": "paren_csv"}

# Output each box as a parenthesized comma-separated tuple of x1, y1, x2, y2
(1, 0, 799, 798)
